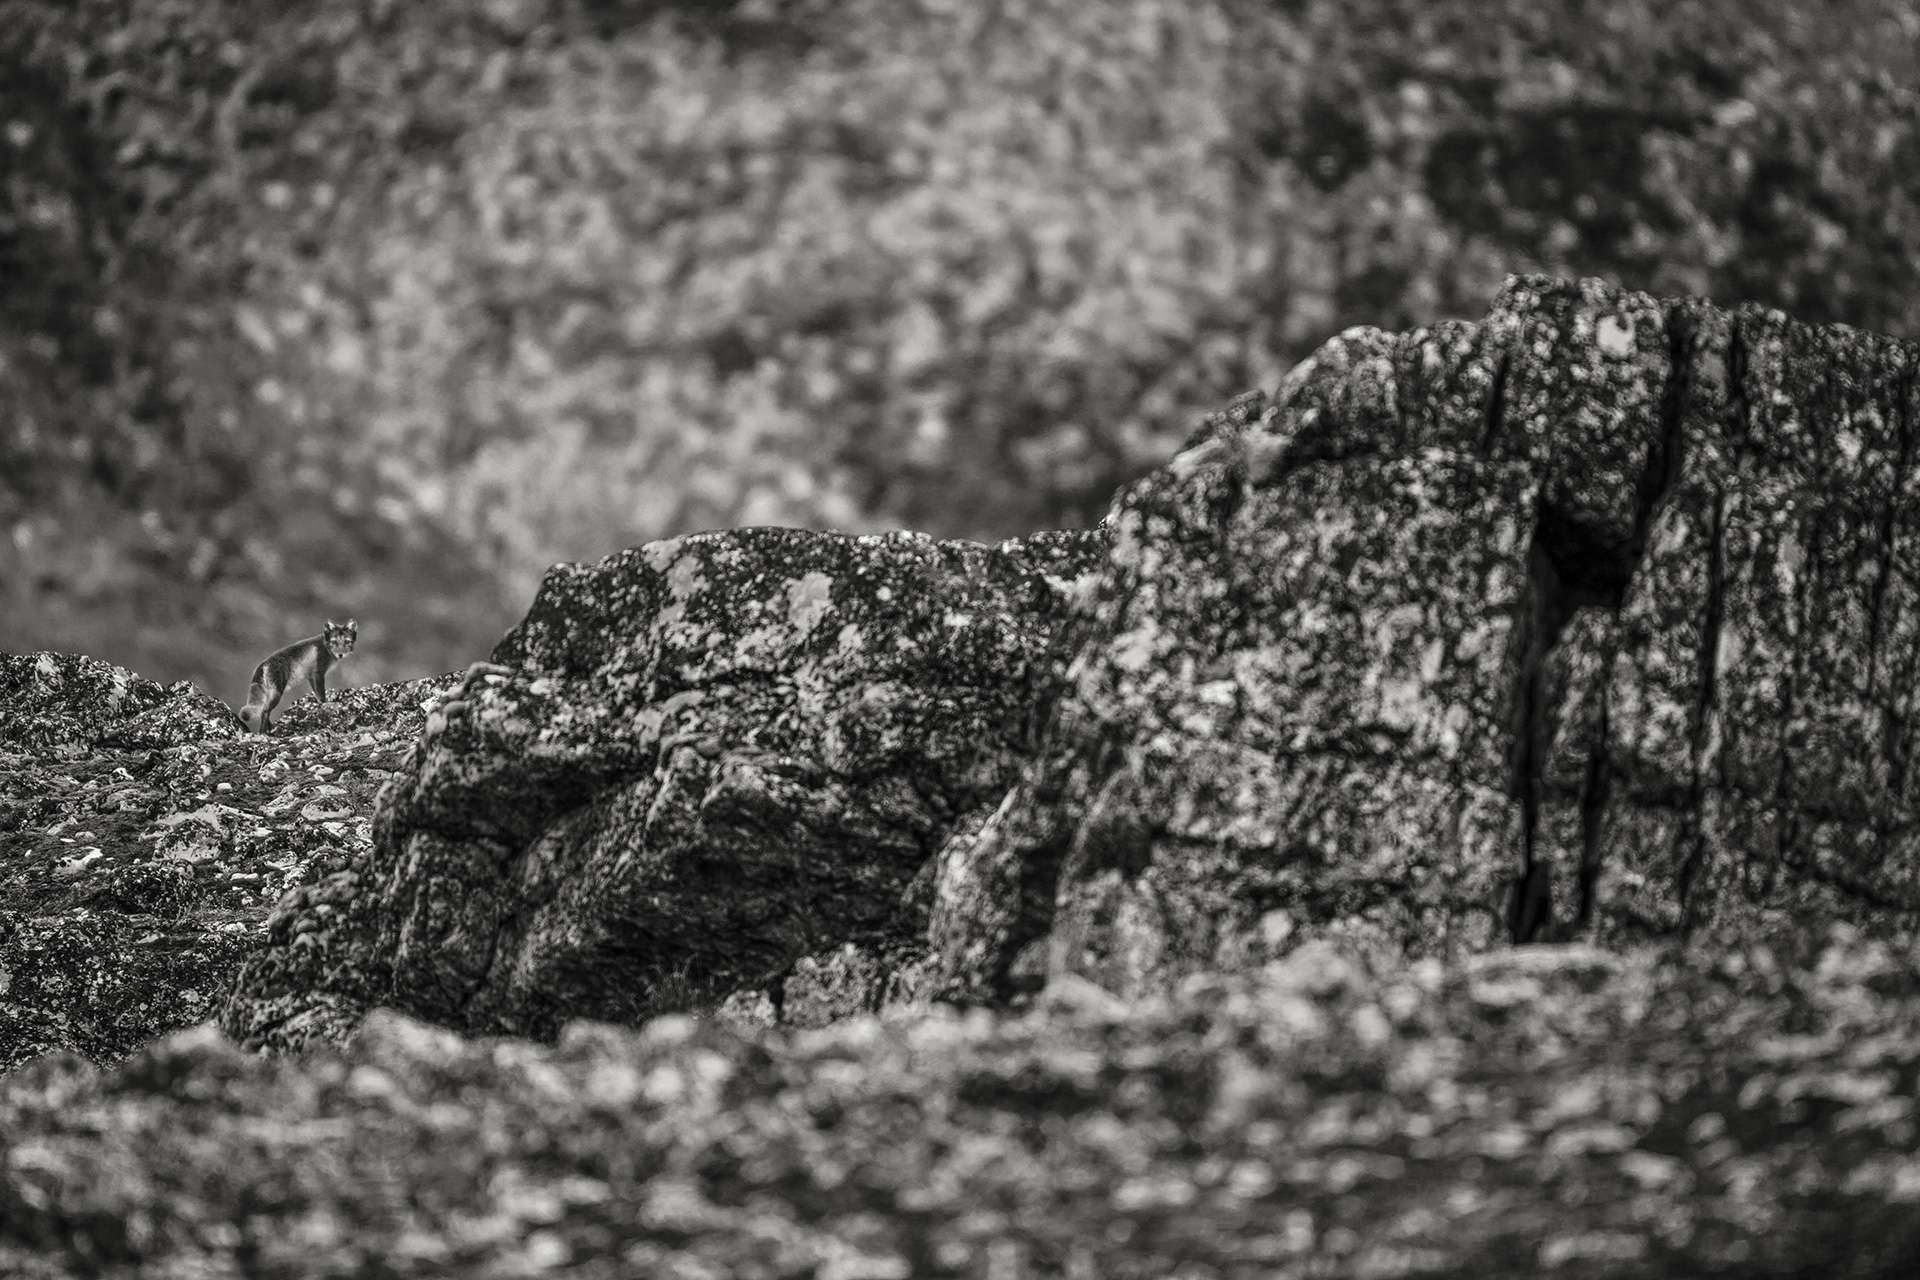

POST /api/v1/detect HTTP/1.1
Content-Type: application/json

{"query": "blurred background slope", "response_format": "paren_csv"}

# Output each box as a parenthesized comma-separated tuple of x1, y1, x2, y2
(3, 0, 1916, 700)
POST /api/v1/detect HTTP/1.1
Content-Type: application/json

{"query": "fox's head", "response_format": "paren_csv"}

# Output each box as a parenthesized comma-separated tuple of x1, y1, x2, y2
(324, 618, 358, 659)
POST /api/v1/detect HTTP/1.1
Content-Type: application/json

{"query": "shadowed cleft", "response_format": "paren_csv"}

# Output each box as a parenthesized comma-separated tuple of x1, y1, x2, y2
(1505, 310, 1694, 942)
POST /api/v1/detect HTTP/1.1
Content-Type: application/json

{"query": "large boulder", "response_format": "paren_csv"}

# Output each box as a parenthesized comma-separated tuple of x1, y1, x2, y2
(932, 274, 1920, 1001)
(224, 528, 1103, 1051)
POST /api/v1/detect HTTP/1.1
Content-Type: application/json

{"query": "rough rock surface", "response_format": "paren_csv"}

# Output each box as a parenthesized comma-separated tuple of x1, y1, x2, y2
(224, 528, 1103, 1052)
(0, 653, 455, 1073)
(0, 653, 176, 755)
(10, 276, 1920, 1275)
(8, 932, 1920, 1278)
(933, 274, 1920, 1002)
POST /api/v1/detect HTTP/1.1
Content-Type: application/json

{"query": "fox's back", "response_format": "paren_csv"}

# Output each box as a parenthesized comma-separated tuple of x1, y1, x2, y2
(253, 633, 336, 687)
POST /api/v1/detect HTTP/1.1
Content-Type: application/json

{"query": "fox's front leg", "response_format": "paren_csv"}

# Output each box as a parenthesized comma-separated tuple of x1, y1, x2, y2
(311, 670, 329, 703)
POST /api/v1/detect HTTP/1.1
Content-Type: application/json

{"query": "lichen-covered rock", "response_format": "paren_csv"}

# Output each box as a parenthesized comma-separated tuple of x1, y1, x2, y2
(9, 931, 1920, 1278)
(225, 527, 1104, 1051)
(0, 652, 174, 755)
(933, 275, 1920, 1002)
(0, 656, 452, 1072)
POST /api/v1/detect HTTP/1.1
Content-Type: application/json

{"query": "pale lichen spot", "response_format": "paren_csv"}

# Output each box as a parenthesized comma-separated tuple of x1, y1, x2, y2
(1836, 423, 1863, 465)
(1167, 434, 1233, 479)
(876, 586, 894, 603)
(1044, 571, 1103, 611)
(943, 610, 974, 629)
(1774, 530, 1805, 597)
(1375, 603, 1424, 654)
(731, 623, 786, 662)
(1618, 1151, 1682, 1189)
(1538, 1232, 1648, 1268)
(1112, 626, 1158, 672)
(1717, 618, 1745, 675)
(1439, 702, 1468, 756)
(1108, 512, 1146, 572)
(35, 653, 58, 682)
(836, 622, 864, 655)
(1840, 1155, 1920, 1202)
(641, 537, 684, 573)
(1652, 512, 1690, 558)
(666, 553, 705, 602)
(1195, 679, 1237, 707)
(1376, 674, 1425, 730)
(1455, 620, 1503, 662)
(1596, 313, 1636, 358)
(1490, 514, 1521, 556)
(1313, 507, 1357, 549)
(787, 571, 835, 635)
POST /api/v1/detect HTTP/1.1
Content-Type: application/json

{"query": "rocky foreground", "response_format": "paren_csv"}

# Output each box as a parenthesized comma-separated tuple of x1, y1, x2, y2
(5, 937, 1917, 1278)
(4, 275, 1920, 1276)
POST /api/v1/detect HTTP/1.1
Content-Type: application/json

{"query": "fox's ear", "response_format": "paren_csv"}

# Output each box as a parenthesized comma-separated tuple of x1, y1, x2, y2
(326, 619, 338, 628)
(347, 618, 358, 631)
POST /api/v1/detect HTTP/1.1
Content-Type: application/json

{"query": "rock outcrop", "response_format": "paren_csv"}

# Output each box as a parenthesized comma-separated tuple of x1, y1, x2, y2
(218, 275, 1920, 1051)
(224, 528, 1104, 1052)
(9, 275, 1920, 1276)
(936, 274, 1920, 1001)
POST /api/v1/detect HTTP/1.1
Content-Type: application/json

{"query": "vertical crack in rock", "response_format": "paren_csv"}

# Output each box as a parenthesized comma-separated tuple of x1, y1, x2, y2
(1574, 303, 1693, 928)
(1506, 509, 1627, 943)
(1638, 306, 1694, 556)
(1506, 531, 1566, 943)
(1480, 347, 1510, 459)
(1512, 303, 1696, 939)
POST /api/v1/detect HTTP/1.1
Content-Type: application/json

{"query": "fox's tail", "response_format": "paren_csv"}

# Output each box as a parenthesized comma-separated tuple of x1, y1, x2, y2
(238, 671, 269, 733)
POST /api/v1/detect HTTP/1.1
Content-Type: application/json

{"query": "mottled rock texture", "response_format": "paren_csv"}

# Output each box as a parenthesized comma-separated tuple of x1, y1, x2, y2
(0, 653, 175, 755)
(10, 275, 1920, 1276)
(9, 933, 1920, 1279)
(935, 275, 1920, 1002)
(216, 275, 1920, 1050)
(0, 653, 453, 1073)
(224, 528, 1103, 1052)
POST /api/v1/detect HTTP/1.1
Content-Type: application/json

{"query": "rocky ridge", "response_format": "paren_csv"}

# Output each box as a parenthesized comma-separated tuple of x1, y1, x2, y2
(4, 275, 1920, 1275)
(939, 274, 1920, 1003)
